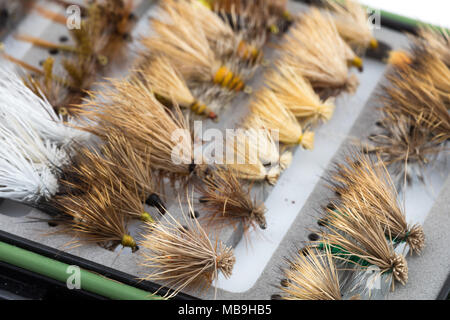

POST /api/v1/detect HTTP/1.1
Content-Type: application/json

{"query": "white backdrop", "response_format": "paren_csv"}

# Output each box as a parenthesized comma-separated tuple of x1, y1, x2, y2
(360, 0, 450, 28)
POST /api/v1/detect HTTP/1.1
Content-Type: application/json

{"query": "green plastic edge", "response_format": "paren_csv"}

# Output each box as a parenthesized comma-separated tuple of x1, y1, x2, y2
(0, 241, 165, 300)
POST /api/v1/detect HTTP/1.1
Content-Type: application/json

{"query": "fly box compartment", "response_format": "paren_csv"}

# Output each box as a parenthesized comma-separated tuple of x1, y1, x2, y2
(0, 0, 448, 300)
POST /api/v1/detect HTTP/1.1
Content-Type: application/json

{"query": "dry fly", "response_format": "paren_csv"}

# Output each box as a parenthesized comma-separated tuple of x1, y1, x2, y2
(209, 0, 291, 38)
(317, 202, 409, 291)
(366, 112, 444, 185)
(52, 183, 138, 252)
(0, 117, 64, 211)
(141, 2, 249, 93)
(225, 129, 281, 185)
(164, 0, 264, 64)
(388, 32, 449, 108)
(0, 79, 74, 215)
(240, 125, 293, 170)
(29, 0, 135, 57)
(0, 67, 90, 150)
(9, 0, 136, 115)
(101, 132, 165, 213)
(278, 8, 360, 98)
(196, 166, 267, 231)
(78, 77, 206, 184)
(139, 199, 235, 298)
(399, 46, 450, 108)
(416, 26, 450, 67)
(246, 88, 315, 149)
(138, 56, 217, 120)
(371, 46, 449, 184)
(265, 63, 335, 126)
(279, 245, 347, 300)
(328, 151, 425, 254)
(387, 50, 413, 69)
(49, 133, 173, 251)
(326, 0, 379, 53)
(383, 66, 450, 143)
(58, 136, 158, 222)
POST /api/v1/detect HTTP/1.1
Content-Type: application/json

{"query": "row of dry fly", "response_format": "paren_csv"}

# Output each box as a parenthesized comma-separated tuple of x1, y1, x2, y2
(277, 24, 450, 300)
(0, 0, 448, 298)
